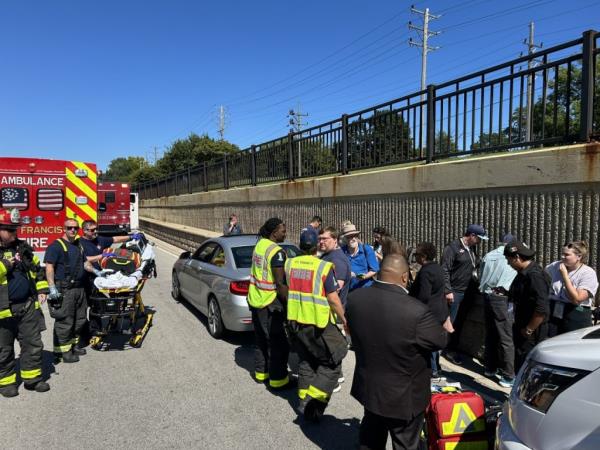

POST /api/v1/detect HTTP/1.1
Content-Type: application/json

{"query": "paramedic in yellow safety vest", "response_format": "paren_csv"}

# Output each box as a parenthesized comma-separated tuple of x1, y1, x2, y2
(44, 218, 100, 364)
(0, 209, 50, 397)
(286, 231, 349, 423)
(247, 217, 292, 390)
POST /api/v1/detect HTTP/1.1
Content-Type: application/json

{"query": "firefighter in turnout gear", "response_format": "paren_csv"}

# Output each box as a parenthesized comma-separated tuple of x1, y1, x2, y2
(286, 231, 349, 422)
(0, 209, 50, 397)
(247, 218, 292, 389)
(44, 218, 98, 363)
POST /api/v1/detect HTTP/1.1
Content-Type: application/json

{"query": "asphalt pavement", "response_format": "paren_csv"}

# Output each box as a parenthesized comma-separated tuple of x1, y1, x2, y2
(0, 236, 508, 450)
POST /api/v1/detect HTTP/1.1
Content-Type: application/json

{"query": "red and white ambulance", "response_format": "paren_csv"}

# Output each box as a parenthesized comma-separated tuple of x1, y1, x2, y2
(0, 157, 98, 258)
(97, 181, 132, 234)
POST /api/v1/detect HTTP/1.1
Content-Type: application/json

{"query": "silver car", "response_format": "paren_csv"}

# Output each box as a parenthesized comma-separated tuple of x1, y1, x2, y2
(496, 325, 600, 450)
(171, 235, 301, 338)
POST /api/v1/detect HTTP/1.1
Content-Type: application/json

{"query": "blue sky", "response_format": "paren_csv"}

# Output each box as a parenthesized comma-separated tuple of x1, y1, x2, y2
(1, 0, 598, 171)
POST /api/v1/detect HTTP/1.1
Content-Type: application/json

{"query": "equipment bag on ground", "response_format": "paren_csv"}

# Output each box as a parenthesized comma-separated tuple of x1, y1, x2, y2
(426, 390, 488, 450)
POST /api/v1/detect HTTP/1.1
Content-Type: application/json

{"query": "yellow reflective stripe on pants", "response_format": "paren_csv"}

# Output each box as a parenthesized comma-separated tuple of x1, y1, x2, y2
(20, 368, 42, 380)
(307, 384, 329, 403)
(69, 337, 80, 345)
(0, 373, 17, 386)
(298, 388, 308, 400)
(269, 375, 289, 388)
(54, 343, 72, 353)
(0, 308, 12, 319)
(255, 372, 269, 382)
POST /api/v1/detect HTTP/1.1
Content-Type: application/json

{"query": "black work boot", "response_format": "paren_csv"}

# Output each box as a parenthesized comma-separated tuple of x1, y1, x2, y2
(24, 381, 50, 393)
(0, 384, 18, 398)
(72, 346, 87, 356)
(62, 351, 80, 363)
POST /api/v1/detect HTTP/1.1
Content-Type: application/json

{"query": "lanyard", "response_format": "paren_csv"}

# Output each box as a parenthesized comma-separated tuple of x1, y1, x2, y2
(460, 238, 476, 268)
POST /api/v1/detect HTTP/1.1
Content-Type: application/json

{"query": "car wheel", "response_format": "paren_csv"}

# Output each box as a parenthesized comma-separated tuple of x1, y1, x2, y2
(171, 271, 182, 301)
(207, 297, 225, 339)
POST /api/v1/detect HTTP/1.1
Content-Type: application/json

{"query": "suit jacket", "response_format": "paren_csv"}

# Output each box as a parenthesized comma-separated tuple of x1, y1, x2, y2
(346, 280, 447, 420)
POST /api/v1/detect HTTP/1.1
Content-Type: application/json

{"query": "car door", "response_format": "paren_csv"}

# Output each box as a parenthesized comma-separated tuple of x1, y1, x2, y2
(180, 242, 218, 309)
(195, 244, 229, 312)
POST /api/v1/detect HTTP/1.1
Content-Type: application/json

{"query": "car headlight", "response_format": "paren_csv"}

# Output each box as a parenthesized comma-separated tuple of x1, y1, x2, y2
(517, 361, 590, 413)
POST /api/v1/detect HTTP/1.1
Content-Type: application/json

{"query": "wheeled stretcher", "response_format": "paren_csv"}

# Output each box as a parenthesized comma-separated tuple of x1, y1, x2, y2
(88, 237, 156, 350)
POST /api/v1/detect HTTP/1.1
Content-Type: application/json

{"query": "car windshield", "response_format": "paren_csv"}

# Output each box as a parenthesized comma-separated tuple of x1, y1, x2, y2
(231, 245, 302, 269)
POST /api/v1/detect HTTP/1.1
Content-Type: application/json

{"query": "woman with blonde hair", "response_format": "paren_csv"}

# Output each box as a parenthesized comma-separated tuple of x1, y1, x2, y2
(545, 240, 599, 336)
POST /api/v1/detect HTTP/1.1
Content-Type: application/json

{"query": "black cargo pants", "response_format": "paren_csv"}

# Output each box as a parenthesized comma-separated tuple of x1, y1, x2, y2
(0, 299, 45, 388)
(289, 321, 348, 408)
(52, 287, 87, 354)
(251, 299, 290, 387)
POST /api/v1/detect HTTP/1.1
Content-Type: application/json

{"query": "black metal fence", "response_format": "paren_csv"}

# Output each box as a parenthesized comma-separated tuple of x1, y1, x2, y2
(136, 30, 599, 200)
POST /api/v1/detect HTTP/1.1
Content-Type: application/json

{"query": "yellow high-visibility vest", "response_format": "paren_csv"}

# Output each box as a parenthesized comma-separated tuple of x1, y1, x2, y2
(285, 255, 334, 328)
(247, 238, 283, 309)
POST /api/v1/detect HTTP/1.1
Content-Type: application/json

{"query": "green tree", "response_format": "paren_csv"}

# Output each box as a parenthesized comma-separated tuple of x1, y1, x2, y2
(347, 110, 413, 168)
(130, 166, 165, 184)
(102, 156, 146, 181)
(157, 133, 239, 174)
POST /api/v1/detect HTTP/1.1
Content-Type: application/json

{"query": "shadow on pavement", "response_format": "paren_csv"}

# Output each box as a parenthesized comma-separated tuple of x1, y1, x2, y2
(293, 414, 361, 450)
(81, 306, 157, 352)
(41, 350, 57, 380)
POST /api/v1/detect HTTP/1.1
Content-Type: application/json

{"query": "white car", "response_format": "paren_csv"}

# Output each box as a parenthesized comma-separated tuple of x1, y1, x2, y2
(496, 325, 600, 450)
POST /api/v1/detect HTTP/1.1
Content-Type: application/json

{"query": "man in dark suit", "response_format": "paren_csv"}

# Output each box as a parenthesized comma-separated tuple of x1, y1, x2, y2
(347, 254, 447, 450)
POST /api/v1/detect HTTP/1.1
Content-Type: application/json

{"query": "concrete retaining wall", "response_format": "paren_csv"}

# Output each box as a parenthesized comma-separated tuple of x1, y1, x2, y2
(141, 143, 600, 272)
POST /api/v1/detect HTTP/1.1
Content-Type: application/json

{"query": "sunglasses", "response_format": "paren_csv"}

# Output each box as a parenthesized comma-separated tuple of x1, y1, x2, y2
(66, 226, 80, 231)
(85, 228, 97, 232)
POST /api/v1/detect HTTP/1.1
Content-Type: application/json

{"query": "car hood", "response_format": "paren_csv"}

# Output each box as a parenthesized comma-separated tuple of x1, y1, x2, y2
(528, 325, 600, 371)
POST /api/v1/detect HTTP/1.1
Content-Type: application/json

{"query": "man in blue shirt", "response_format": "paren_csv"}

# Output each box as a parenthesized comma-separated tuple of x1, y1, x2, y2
(340, 223, 379, 291)
(80, 220, 141, 269)
(300, 216, 321, 246)
(319, 227, 351, 307)
(479, 233, 518, 388)
(45, 218, 98, 363)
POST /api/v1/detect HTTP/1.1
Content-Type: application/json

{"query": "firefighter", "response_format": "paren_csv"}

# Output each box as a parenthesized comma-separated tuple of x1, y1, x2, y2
(0, 209, 50, 397)
(247, 217, 292, 389)
(45, 218, 102, 363)
(285, 231, 349, 422)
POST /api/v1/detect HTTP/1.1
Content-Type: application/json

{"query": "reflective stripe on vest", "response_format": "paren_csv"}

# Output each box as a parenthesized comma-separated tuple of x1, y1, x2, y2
(247, 238, 283, 309)
(285, 255, 333, 328)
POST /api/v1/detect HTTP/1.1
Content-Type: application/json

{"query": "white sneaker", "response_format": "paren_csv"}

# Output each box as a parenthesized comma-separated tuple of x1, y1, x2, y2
(332, 384, 342, 393)
(338, 376, 345, 384)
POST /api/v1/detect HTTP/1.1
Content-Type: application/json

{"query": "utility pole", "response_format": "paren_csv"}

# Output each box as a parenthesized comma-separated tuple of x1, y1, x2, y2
(287, 103, 309, 177)
(409, 5, 440, 155)
(287, 102, 308, 132)
(218, 105, 227, 140)
(523, 22, 543, 142)
(153, 146, 159, 165)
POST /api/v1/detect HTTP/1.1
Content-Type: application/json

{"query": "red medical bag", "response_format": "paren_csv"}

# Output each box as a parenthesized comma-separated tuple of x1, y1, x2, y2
(426, 390, 487, 450)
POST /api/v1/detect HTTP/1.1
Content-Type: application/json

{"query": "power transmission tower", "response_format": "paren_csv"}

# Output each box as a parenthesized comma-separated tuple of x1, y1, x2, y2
(409, 5, 440, 154)
(217, 105, 227, 140)
(287, 103, 309, 177)
(287, 102, 308, 132)
(522, 21, 543, 142)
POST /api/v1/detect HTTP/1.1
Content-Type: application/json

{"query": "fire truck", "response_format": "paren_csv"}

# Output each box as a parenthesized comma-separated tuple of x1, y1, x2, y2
(97, 181, 133, 235)
(0, 157, 98, 257)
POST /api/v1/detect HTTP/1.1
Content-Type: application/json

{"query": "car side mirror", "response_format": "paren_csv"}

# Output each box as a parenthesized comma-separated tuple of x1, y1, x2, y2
(180, 251, 191, 259)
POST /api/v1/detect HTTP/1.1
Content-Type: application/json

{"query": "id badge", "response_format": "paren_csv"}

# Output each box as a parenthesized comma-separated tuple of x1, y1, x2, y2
(553, 302, 565, 319)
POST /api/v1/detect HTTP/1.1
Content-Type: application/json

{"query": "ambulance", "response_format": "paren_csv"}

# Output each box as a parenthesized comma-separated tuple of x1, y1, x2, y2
(0, 157, 98, 258)
(97, 181, 133, 234)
